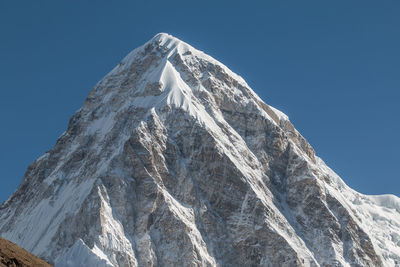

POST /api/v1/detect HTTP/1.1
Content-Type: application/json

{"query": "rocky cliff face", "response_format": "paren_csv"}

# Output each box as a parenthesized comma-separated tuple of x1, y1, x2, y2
(0, 33, 399, 267)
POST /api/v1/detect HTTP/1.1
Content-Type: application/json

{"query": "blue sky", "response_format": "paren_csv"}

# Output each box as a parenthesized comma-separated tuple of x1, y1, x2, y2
(0, 1, 399, 203)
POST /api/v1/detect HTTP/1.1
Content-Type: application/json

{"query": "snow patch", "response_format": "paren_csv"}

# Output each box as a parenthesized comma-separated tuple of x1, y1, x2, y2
(55, 239, 113, 267)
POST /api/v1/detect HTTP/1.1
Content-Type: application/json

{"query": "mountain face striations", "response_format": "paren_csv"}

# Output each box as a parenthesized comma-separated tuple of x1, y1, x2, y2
(0, 33, 399, 267)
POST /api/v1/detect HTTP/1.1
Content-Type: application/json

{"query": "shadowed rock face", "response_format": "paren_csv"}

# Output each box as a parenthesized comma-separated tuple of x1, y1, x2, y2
(0, 33, 399, 267)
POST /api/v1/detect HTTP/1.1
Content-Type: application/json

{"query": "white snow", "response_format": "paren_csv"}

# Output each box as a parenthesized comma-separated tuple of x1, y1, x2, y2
(1, 178, 95, 257)
(269, 105, 289, 121)
(316, 157, 400, 266)
(1, 32, 398, 267)
(55, 239, 113, 267)
(87, 112, 116, 137)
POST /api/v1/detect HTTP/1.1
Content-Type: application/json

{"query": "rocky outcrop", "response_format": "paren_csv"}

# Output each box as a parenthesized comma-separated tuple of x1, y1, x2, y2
(0, 33, 399, 267)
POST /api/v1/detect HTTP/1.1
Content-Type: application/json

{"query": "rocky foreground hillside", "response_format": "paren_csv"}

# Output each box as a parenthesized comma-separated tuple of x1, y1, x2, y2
(0, 237, 52, 267)
(0, 33, 399, 266)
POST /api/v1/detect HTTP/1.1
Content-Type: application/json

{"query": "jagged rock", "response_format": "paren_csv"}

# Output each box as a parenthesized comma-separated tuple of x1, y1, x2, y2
(0, 33, 399, 267)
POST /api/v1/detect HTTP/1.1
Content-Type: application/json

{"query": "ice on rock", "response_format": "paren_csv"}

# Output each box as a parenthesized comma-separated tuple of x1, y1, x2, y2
(0, 33, 399, 267)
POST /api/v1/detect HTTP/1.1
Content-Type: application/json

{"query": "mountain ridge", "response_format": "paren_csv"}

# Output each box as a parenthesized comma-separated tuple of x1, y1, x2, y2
(1, 33, 399, 267)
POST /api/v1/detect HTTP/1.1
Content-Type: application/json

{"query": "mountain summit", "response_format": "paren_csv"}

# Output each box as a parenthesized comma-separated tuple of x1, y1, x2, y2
(1, 33, 399, 267)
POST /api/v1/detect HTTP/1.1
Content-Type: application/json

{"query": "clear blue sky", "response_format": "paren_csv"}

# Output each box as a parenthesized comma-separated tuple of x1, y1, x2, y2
(1, 1, 399, 203)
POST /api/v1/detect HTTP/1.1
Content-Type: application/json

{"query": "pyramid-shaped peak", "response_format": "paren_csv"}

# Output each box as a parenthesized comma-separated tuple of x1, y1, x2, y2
(118, 33, 190, 69)
(145, 32, 188, 53)
(114, 32, 251, 95)
(100, 32, 285, 125)
(151, 32, 180, 43)
(1, 31, 399, 267)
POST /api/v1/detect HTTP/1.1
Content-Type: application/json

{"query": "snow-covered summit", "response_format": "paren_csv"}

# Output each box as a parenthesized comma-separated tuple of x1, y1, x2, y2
(112, 33, 250, 89)
(0, 33, 399, 267)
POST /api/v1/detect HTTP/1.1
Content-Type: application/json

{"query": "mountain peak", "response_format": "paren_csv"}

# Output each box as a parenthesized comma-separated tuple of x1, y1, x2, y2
(146, 32, 184, 55)
(151, 32, 180, 44)
(90, 32, 287, 132)
(1, 34, 399, 267)
(112, 33, 250, 91)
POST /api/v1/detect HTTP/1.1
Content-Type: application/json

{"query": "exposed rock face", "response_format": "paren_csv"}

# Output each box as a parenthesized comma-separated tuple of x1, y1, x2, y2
(0, 33, 399, 267)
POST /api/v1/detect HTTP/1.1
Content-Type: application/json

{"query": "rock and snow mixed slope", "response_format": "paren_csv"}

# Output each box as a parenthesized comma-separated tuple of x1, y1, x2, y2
(0, 33, 399, 267)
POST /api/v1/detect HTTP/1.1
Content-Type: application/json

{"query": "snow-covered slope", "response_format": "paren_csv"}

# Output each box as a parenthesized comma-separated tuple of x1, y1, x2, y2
(0, 33, 399, 267)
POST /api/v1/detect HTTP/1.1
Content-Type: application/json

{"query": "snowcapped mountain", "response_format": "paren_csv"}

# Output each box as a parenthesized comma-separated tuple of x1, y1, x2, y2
(0, 33, 399, 267)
